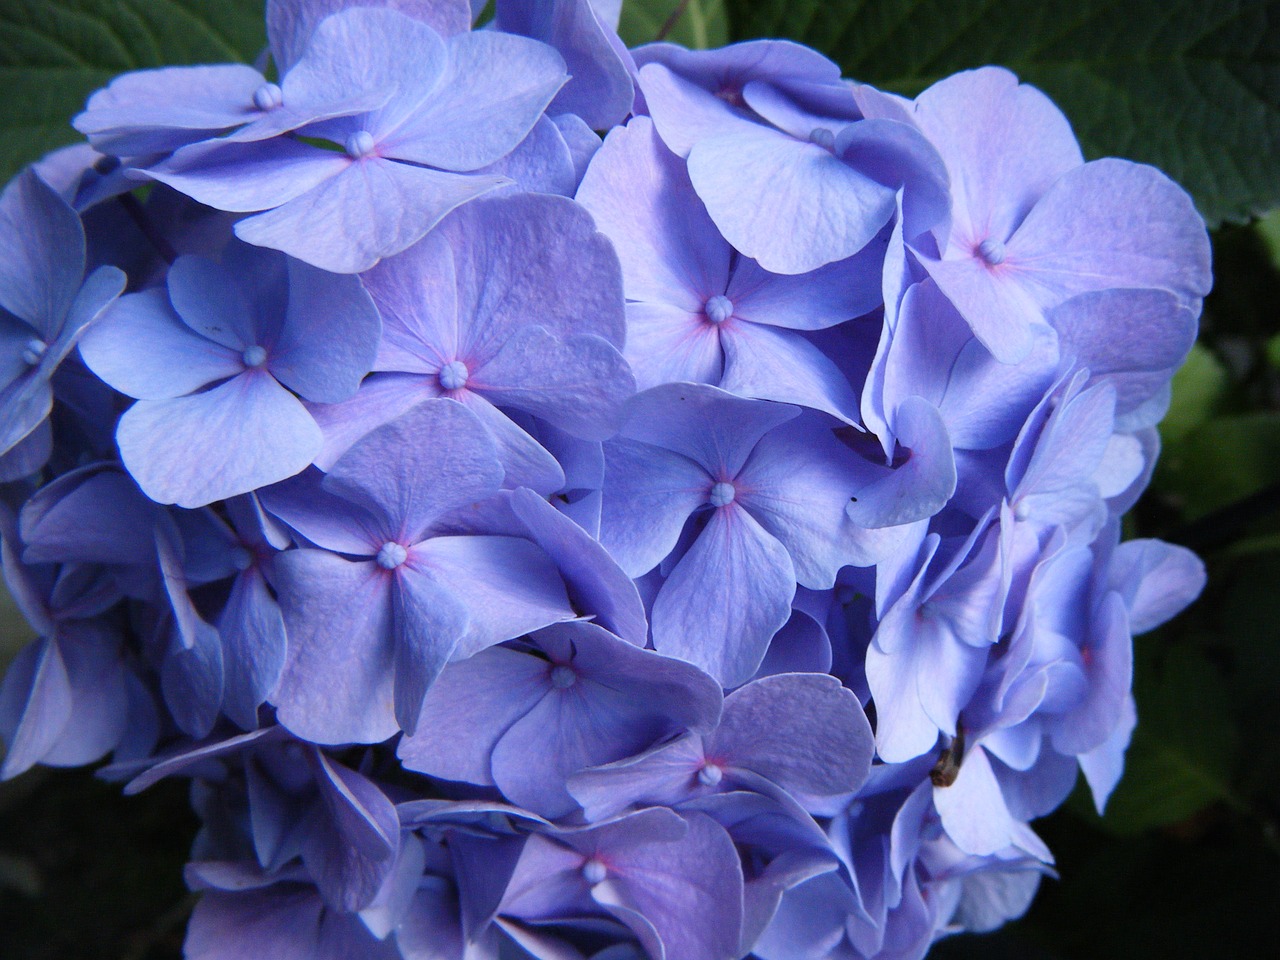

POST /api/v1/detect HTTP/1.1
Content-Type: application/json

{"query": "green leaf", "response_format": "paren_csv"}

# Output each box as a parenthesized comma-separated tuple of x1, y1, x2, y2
(1100, 644, 1240, 835)
(1265, 332, 1280, 370)
(1159, 343, 1228, 446)
(1257, 207, 1280, 268)
(1158, 412, 1280, 520)
(723, 0, 1280, 226)
(0, 0, 266, 182)
(619, 0, 727, 50)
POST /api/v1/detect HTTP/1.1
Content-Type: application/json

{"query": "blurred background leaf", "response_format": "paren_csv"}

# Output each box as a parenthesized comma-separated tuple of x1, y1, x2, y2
(1092, 645, 1241, 836)
(0, 0, 266, 182)
(619, 0, 727, 49)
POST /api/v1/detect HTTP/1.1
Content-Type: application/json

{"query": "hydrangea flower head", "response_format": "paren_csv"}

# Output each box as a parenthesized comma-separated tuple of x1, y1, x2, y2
(0, 5, 1215, 960)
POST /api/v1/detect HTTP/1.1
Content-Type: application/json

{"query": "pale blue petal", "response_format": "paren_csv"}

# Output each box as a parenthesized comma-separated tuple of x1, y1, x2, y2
(687, 124, 897, 275)
(271, 550, 397, 744)
(412, 535, 574, 659)
(381, 30, 566, 171)
(234, 158, 506, 273)
(652, 504, 795, 687)
(78, 288, 243, 400)
(117, 372, 322, 508)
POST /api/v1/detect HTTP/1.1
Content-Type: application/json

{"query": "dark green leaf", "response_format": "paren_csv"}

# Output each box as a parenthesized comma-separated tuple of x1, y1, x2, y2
(1258, 208, 1280, 268)
(1266, 331, 1280, 370)
(1160, 344, 1229, 446)
(1100, 644, 1240, 835)
(619, 0, 727, 50)
(724, 0, 1280, 226)
(1158, 412, 1280, 520)
(0, 0, 266, 182)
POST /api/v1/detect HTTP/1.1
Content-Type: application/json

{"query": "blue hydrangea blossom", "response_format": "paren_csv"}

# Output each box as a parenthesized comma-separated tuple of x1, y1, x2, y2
(0, 4, 1216, 959)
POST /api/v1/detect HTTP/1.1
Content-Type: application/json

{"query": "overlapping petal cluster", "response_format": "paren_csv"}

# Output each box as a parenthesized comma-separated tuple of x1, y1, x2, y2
(1, 2, 1209, 959)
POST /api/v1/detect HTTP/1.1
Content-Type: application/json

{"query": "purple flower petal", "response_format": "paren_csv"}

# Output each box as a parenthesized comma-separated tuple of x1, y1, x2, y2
(507, 487, 648, 647)
(411, 535, 574, 660)
(381, 30, 567, 171)
(635, 44, 842, 156)
(392, 567, 468, 733)
(271, 9, 448, 143)
(914, 67, 1082, 250)
(734, 418, 871, 586)
(553, 112, 604, 186)
(1078, 694, 1136, 813)
(365, 230, 458, 371)
(845, 395, 958, 529)
(933, 745, 1051, 860)
(322, 398, 502, 544)
(491, 621, 722, 817)
(440, 192, 627, 351)
(146, 137, 351, 213)
(1049, 288, 1197, 419)
(306, 750, 399, 910)
(711, 673, 873, 796)
(883, 280, 1060, 450)
(458, 391, 567, 494)
(167, 252, 282, 352)
(0, 375, 53, 461)
(622, 302, 723, 390)
(219, 568, 287, 730)
(116, 371, 323, 508)
(19, 465, 158, 567)
(651, 504, 796, 687)
(266, 258, 382, 403)
(1107, 538, 1206, 633)
(398, 643, 549, 783)
(497, 0, 633, 129)
(185, 886, 399, 960)
(619, 382, 799, 477)
(159, 615, 224, 738)
(1006, 378, 1114, 531)
(727, 242, 886, 331)
(568, 734, 710, 822)
(271, 550, 396, 744)
(1050, 592, 1132, 756)
(1008, 158, 1213, 306)
(234, 158, 507, 273)
(576, 116, 729, 313)
(475, 113, 578, 197)
(477, 326, 634, 440)
(720, 322, 860, 424)
(74, 64, 269, 156)
(267, 0, 472, 74)
(591, 811, 745, 960)
(0, 638, 72, 779)
(259, 468, 383, 555)
(0, 170, 84, 334)
(599, 436, 709, 577)
(753, 607, 833, 680)
(39, 624, 129, 767)
(78, 286, 243, 400)
(687, 123, 897, 275)
(921, 253, 1050, 366)
(307, 373, 437, 471)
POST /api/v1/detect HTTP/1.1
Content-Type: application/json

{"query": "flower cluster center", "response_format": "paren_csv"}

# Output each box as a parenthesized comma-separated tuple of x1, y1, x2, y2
(376, 541, 408, 570)
(21, 338, 47, 367)
(438, 360, 469, 391)
(709, 481, 736, 508)
(705, 295, 734, 325)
